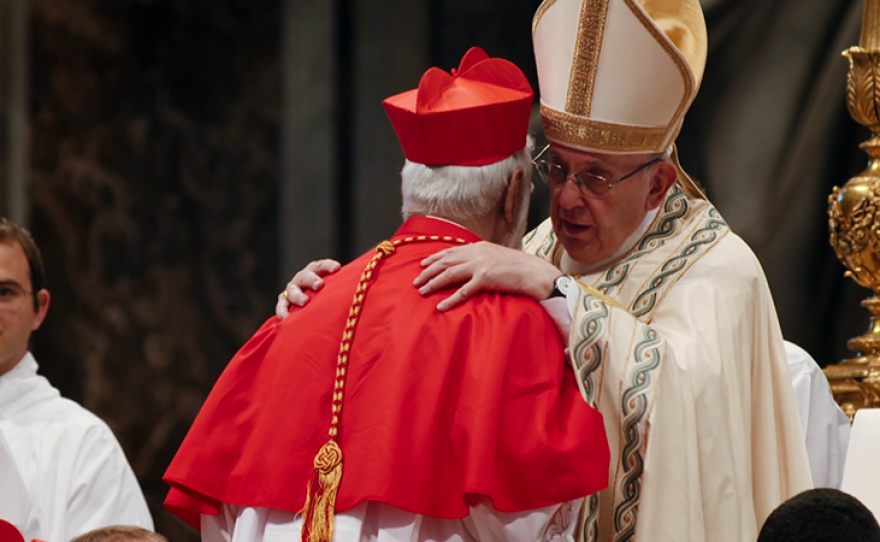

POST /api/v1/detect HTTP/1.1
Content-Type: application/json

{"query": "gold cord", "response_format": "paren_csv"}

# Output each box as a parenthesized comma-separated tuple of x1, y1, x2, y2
(301, 235, 467, 542)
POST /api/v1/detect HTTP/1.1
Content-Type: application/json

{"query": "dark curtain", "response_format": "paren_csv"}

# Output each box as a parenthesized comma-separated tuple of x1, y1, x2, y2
(678, 0, 870, 366)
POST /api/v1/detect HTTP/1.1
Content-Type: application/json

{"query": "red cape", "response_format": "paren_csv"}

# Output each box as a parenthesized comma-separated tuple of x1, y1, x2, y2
(164, 217, 609, 529)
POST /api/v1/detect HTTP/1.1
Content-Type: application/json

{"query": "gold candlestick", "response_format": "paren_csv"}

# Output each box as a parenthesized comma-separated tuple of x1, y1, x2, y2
(825, 0, 880, 421)
(862, 0, 880, 49)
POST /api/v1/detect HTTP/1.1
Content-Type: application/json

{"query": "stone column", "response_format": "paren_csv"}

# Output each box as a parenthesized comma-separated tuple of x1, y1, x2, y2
(0, 0, 29, 224)
(280, 0, 338, 277)
(351, 0, 429, 253)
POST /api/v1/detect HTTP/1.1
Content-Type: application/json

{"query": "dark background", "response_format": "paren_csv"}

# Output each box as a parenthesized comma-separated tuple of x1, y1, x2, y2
(1, 0, 870, 539)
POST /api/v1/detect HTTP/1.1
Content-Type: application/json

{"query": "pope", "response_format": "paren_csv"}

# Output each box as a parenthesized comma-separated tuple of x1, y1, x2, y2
(281, 0, 815, 540)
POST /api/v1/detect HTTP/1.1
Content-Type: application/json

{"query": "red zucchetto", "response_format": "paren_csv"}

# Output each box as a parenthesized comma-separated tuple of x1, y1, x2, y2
(383, 47, 534, 167)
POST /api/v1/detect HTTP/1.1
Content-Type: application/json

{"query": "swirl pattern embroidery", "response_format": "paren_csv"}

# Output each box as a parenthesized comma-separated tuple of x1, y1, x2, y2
(582, 493, 601, 542)
(612, 327, 664, 542)
(595, 186, 688, 295)
(631, 209, 728, 318)
(523, 226, 541, 250)
(571, 293, 609, 408)
(537, 229, 558, 259)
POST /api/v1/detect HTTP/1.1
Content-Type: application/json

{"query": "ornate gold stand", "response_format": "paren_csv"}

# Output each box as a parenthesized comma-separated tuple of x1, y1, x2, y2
(824, 0, 880, 421)
(823, 297, 880, 421)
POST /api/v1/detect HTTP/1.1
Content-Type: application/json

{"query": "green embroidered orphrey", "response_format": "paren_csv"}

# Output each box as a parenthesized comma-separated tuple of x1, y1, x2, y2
(523, 185, 729, 542)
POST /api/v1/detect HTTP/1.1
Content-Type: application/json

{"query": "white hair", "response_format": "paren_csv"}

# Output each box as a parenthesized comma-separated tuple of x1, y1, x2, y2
(401, 136, 535, 223)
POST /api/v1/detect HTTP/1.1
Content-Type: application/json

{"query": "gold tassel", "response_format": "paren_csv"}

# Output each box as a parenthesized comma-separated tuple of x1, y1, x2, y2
(301, 440, 344, 542)
(299, 238, 465, 542)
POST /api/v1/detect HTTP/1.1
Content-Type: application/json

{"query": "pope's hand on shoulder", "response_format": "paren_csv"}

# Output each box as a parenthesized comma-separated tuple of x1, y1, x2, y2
(276, 259, 342, 319)
(413, 241, 560, 311)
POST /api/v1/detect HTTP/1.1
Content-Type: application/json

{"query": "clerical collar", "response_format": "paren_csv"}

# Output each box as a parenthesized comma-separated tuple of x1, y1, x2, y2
(0, 352, 55, 414)
(0, 351, 38, 382)
(560, 206, 660, 276)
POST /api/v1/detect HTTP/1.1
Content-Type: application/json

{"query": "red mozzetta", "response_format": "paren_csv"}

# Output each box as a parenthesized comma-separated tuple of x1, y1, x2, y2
(163, 217, 609, 530)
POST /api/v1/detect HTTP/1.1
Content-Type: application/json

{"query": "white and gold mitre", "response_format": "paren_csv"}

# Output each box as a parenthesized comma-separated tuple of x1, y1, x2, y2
(533, 0, 707, 154)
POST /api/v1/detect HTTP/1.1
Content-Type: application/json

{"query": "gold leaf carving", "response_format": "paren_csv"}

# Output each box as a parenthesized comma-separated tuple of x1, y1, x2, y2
(828, 178, 880, 291)
(844, 47, 880, 129)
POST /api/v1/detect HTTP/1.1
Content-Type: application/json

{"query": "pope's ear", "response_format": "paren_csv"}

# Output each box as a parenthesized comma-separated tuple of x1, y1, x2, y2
(646, 162, 677, 211)
(503, 167, 526, 223)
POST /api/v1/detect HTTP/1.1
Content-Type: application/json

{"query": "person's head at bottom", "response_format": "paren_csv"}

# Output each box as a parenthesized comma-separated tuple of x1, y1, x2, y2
(758, 488, 880, 542)
(70, 525, 168, 542)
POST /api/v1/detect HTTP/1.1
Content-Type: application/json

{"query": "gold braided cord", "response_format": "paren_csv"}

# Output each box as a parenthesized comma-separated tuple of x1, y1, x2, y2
(301, 234, 467, 542)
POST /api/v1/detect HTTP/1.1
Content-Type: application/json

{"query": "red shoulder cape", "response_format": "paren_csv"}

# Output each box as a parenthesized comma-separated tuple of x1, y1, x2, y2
(163, 217, 609, 529)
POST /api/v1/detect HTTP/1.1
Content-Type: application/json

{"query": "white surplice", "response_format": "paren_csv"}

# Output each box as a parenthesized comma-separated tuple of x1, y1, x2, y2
(201, 500, 582, 542)
(784, 341, 850, 489)
(524, 185, 813, 542)
(0, 352, 153, 542)
(0, 427, 40, 540)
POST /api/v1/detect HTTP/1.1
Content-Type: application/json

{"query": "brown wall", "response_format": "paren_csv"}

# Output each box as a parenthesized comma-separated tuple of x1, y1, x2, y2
(28, 1, 280, 539)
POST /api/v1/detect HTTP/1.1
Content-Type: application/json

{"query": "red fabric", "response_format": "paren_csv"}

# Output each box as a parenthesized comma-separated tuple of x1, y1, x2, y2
(383, 47, 534, 166)
(164, 217, 609, 530)
(0, 520, 25, 542)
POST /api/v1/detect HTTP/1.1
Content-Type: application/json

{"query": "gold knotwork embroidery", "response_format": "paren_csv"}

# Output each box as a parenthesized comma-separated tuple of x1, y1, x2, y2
(565, 0, 609, 116)
(532, 0, 557, 34)
(541, 106, 668, 153)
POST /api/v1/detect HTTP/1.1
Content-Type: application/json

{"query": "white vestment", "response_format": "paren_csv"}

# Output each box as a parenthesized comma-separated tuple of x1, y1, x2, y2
(0, 427, 40, 540)
(784, 341, 850, 489)
(523, 185, 813, 542)
(201, 500, 582, 542)
(0, 352, 153, 542)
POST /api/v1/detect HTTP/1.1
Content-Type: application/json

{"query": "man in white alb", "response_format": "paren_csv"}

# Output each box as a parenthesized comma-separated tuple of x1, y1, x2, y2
(0, 218, 153, 542)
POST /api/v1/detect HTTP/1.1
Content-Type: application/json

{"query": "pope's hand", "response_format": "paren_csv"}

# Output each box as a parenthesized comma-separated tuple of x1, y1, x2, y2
(276, 259, 342, 319)
(413, 241, 560, 311)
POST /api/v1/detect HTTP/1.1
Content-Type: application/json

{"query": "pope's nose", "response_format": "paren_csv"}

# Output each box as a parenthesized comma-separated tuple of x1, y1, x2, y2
(557, 179, 586, 210)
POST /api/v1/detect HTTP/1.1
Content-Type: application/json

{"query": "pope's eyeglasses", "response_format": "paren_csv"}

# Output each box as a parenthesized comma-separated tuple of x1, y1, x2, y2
(532, 144, 663, 198)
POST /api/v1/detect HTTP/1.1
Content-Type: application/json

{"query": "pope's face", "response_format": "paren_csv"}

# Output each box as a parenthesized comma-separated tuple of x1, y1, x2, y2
(548, 144, 668, 265)
(0, 241, 48, 378)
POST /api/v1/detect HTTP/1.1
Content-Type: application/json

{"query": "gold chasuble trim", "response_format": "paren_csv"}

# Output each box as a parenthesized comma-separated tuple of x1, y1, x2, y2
(541, 106, 667, 153)
(565, 0, 609, 115)
(300, 235, 467, 542)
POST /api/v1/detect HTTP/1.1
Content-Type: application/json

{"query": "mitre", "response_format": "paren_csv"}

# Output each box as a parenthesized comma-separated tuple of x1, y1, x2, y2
(533, 0, 707, 155)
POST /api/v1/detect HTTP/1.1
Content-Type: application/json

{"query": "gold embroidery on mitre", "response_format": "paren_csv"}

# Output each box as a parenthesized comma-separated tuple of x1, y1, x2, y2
(541, 105, 667, 153)
(537, 0, 699, 153)
(532, 0, 557, 34)
(622, 0, 694, 146)
(565, 0, 609, 116)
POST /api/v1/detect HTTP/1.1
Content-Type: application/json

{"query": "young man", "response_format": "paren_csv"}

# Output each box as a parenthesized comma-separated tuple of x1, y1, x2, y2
(0, 218, 152, 541)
